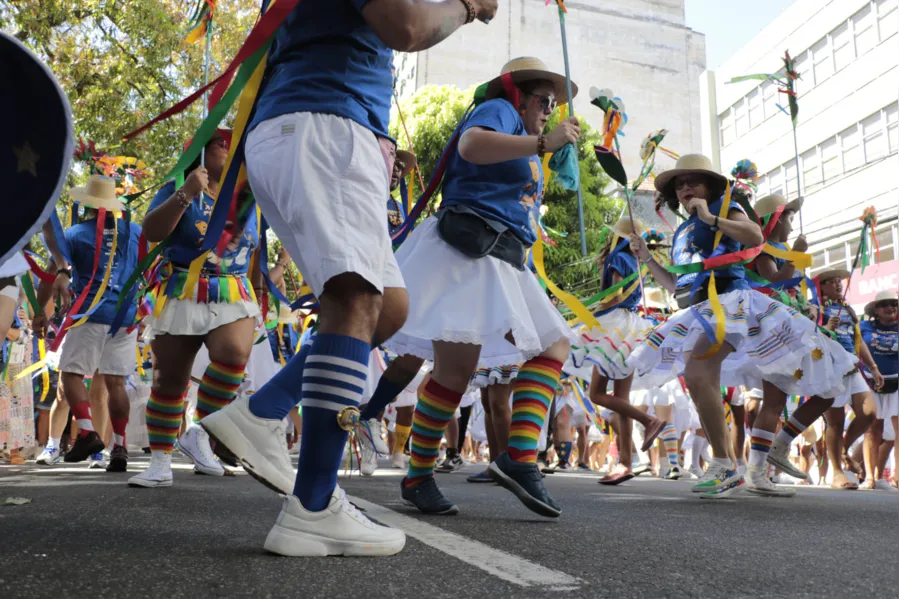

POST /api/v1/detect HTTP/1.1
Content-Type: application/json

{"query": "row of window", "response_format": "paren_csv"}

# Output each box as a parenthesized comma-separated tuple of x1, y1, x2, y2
(720, 0, 898, 147)
(752, 102, 898, 199)
(809, 222, 898, 277)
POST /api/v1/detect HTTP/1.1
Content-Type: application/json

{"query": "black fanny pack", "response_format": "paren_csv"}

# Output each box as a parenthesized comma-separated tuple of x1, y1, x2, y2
(869, 375, 899, 395)
(436, 205, 527, 271)
(674, 277, 735, 310)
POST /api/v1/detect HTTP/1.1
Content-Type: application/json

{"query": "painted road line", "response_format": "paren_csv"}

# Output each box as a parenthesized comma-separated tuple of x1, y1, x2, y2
(348, 495, 582, 591)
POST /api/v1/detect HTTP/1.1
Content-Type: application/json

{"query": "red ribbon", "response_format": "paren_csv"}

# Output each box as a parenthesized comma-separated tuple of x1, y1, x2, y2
(23, 253, 56, 286)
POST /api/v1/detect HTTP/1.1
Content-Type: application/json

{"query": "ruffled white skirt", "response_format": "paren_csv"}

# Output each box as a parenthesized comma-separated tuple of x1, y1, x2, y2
(628, 288, 857, 398)
(564, 308, 656, 382)
(385, 217, 574, 368)
(469, 364, 520, 389)
(143, 298, 261, 341)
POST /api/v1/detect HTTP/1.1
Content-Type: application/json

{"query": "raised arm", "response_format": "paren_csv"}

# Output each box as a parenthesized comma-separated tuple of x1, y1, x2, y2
(361, 0, 498, 52)
(142, 168, 207, 242)
(754, 254, 795, 284)
(688, 202, 764, 248)
(629, 235, 676, 293)
(458, 118, 581, 165)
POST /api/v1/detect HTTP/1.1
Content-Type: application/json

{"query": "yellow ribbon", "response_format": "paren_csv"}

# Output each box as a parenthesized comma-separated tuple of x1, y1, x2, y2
(694, 183, 731, 360)
(13, 357, 48, 381)
(38, 339, 49, 404)
(763, 243, 812, 270)
(277, 323, 287, 366)
(72, 218, 119, 328)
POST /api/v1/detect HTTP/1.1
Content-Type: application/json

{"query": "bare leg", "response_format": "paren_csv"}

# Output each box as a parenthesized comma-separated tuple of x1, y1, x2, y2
(488, 382, 512, 456)
(682, 339, 735, 462)
(89, 373, 110, 446)
(826, 407, 854, 488)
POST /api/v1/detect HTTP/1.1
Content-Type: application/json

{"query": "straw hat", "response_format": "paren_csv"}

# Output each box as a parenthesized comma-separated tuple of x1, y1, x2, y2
(653, 153, 727, 193)
(70, 175, 125, 212)
(817, 269, 850, 283)
(483, 57, 578, 105)
(864, 290, 899, 317)
(278, 303, 299, 325)
(754, 193, 803, 219)
(395, 150, 417, 178)
(644, 287, 672, 310)
(607, 216, 645, 240)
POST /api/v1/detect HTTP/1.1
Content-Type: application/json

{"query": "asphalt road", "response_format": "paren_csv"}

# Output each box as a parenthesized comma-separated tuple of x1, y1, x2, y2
(1, 455, 897, 599)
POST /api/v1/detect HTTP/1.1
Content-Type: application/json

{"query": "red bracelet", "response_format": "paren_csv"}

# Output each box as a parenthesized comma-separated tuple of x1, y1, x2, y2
(458, 0, 476, 24)
(537, 135, 547, 157)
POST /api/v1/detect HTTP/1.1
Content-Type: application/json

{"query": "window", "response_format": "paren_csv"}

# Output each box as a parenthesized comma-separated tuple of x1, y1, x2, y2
(756, 174, 768, 196)
(720, 108, 734, 147)
(811, 36, 834, 83)
(854, 4, 879, 55)
(841, 124, 863, 171)
(747, 88, 762, 128)
(862, 110, 887, 162)
(821, 136, 841, 180)
(828, 243, 847, 268)
(878, 0, 899, 40)
(811, 251, 826, 273)
(832, 22, 856, 71)
(734, 98, 748, 137)
(887, 102, 898, 152)
(795, 51, 813, 90)
(769, 167, 784, 196)
(784, 161, 798, 198)
(761, 80, 778, 119)
(801, 147, 822, 188)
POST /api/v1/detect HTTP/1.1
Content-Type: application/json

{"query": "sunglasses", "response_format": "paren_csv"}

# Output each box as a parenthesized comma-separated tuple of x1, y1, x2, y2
(674, 176, 706, 191)
(876, 302, 899, 309)
(531, 94, 557, 113)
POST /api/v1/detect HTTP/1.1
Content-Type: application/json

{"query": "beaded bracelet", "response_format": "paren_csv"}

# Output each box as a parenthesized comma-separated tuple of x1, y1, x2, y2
(537, 135, 547, 157)
(458, 0, 476, 24)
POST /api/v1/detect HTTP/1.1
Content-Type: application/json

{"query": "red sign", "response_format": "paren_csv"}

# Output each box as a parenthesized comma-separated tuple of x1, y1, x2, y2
(845, 259, 899, 306)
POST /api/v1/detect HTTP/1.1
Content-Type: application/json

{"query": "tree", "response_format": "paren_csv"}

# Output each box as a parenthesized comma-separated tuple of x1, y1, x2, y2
(388, 84, 622, 299)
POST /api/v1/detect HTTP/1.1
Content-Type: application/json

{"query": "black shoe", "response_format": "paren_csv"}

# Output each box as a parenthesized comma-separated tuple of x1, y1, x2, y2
(211, 439, 239, 468)
(401, 477, 459, 515)
(64, 431, 105, 463)
(435, 455, 464, 473)
(106, 445, 129, 472)
(555, 461, 570, 472)
(489, 452, 561, 518)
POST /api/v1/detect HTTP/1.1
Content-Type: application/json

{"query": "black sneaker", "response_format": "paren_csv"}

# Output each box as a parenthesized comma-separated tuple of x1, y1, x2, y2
(488, 452, 561, 518)
(555, 461, 571, 472)
(435, 455, 464, 473)
(106, 445, 129, 472)
(64, 431, 105, 463)
(401, 477, 459, 515)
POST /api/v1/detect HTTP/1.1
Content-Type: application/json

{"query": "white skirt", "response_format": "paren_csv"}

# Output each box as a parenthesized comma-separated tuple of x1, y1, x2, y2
(144, 297, 261, 340)
(565, 308, 656, 382)
(385, 217, 574, 368)
(469, 364, 519, 389)
(629, 288, 858, 399)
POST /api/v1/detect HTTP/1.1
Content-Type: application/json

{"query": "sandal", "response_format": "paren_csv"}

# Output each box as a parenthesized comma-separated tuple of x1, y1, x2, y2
(599, 471, 635, 486)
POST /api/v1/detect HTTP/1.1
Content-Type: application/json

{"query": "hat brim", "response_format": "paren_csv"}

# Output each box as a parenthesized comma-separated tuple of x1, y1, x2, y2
(484, 69, 577, 105)
(784, 197, 804, 214)
(816, 269, 850, 283)
(71, 187, 125, 212)
(654, 168, 728, 193)
(864, 293, 899, 317)
(396, 150, 417, 178)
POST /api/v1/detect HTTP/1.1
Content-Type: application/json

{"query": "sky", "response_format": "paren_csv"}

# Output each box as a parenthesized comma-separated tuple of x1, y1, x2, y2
(684, 0, 798, 70)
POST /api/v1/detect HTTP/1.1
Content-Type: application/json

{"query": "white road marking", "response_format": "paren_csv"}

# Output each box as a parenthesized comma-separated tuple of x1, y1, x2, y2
(348, 495, 582, 591)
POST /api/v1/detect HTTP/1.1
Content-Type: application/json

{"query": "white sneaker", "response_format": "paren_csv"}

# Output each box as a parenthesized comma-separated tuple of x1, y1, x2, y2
(360, 441, 378, 476)
(874, 479, 897, 491)
(356, 418, 389, 455)
(692, 459, 744, 496)
(89, 452, 108, 469)
(36, 445, 61, 465)
(746, 466, 796, 497)
(766, 439, 808, 480)
(201, 394, 295, 494)
(264, 487, 405, 557)
(736, 462, 747, 479)
(179, 425, 224, 476)
(391, 452, 408, 469)
(128, 452, 173, 488)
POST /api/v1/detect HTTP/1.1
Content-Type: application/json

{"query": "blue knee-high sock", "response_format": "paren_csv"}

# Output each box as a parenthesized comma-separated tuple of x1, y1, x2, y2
(360, 375, 407, 421)
(294, 334, 370, 511)
(248, 344, 311, 420)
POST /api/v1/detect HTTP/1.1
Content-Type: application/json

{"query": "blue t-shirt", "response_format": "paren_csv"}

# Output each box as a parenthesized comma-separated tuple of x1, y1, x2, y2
(601, 249, 640, 312)
(860, 319, 898, 376)
(823, 302, 858, 355)
(762, 240, 788, 271)
(670, 198, 749, 291)
(148, 181, 259, 274)
(65, 218, 143, 326)
(250, 0, 393, 138)
(441, 99, 544, 246)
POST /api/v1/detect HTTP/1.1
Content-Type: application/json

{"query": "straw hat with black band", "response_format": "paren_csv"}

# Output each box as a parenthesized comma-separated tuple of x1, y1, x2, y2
(864, 290, 899, 318)
(653, 154, 728, 208)
(482, 57, 578, 106)
(395, 150, 417, 179)
(70, 175, 127, 213)
(754, 193, 803, 220)
(817, 269, 851, 283)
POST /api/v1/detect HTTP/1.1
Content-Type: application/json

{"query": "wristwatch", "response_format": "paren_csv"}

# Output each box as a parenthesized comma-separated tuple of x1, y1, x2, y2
(56, 268, 71, 278)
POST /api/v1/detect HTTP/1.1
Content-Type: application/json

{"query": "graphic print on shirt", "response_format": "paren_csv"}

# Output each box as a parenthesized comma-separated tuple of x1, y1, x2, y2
(520, 158, 541, 210)
(823, 303, 858, 355)
(671, 221, 703, 288)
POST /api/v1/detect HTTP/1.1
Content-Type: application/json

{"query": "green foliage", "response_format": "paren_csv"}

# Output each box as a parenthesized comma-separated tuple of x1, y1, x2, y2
(388, 85, 622, 299)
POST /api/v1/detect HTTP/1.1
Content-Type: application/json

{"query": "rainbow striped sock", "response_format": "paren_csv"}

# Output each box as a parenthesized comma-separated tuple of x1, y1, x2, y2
(194, 360, 246, 423)
(508, 357, 563, 464)
(405, 378, 462, 488)
(748, 428, 775, 467)
(147, 391, 186, 453)
(660, 423, 679, 467)
(775, 415, 807, 446)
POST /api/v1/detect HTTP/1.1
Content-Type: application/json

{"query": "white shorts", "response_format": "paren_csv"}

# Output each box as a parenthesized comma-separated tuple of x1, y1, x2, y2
(832, 371, 871, 408)
(0, 282, 19, 301)
(572, 409, 589, 428)
(57, 323, 138, 377)
(246, 112, 404, 297)
(874, 390, 899, 419)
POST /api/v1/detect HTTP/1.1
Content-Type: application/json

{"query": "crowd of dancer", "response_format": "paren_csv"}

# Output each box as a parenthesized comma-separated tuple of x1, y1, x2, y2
(3, 0, 897, 561)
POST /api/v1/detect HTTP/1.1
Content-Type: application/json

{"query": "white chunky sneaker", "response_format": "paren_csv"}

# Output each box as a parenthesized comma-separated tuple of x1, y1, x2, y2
(746, 465, 796, 497)
(201, 394, 295, 494)
(766, 439, 808, 480)
(391, 452, 408, 469)
(36, 445, 62, 465)
(128, 452, 173, 488)
(264, 487, 405, 557)
(356, 418, 389, 455)
(360, 441, 378, 476)
(179, 425, 224, 476)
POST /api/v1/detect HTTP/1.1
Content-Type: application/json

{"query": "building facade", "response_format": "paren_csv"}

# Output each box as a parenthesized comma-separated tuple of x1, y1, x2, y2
(395, 0, 706, 179)
(699, 0, 899, 309)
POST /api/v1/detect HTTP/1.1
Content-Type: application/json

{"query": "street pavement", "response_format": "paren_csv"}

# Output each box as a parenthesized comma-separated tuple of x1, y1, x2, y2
(1, 454, 897, 599)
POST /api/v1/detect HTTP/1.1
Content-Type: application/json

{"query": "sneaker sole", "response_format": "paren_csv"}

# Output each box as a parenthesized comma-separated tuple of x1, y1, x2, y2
(699, 478, 746, 499)
(488, 462, 561, 518)
(202, 414, 293, 494)
(766, 453, 809, 480)
(691, 469, 744, 493)
(747, 485, 795, 498)
(178, 442, 225, 477)
(401, 499, 459, 515)
(106, 461, 128, 473)
(264, 525, 405, 557)
(128, 478, 173, 488)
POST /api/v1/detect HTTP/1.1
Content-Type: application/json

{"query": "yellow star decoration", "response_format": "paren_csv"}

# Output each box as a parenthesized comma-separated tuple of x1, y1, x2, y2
(811, 348, 823, 361)
(13, 142, 39, 178)
(793, 368, 804, 381)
